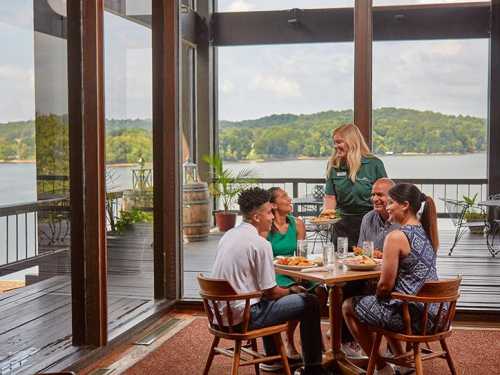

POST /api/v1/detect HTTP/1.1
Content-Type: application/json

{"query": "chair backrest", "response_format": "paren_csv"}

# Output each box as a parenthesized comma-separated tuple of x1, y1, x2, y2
(394, 277, 462, 337)
(197, 274, 261, 334)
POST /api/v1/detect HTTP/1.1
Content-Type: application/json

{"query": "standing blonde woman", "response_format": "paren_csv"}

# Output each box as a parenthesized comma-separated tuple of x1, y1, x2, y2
(323, 123, 388, 354)
(323, 123, 387, 250)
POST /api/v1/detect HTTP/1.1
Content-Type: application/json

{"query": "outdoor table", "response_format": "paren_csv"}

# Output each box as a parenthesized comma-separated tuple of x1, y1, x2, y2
(478, 199, 500, 256)
(292, 195, 323, 217)
(276, 263, 381, 374)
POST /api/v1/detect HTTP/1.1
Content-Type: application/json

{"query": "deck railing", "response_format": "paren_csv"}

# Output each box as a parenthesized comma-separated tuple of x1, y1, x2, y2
(0, 192, 125, 275)
(220, 178, 489, 217)
(0, 177, 488, 275)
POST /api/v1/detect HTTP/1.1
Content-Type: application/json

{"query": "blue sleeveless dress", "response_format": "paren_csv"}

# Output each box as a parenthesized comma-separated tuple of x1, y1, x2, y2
(353, 224, 439, 332)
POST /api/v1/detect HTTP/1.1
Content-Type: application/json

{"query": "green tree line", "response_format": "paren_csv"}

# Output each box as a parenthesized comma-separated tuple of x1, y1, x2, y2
(219, 108, 486, 160)
(0, 108, 486, 164)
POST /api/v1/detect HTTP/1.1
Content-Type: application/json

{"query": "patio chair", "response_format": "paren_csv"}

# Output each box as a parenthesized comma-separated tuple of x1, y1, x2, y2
(366, 277, 462, 375)
(441, 198, 487, 256)
(197, 274, 291, 375)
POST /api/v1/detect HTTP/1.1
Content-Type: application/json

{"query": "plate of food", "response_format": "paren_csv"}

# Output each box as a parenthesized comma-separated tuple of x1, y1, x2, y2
(353, 246, 383, 259)
(309, 209, 339, 224)
(343, 255, 379, 271)
(274, 256, 317, 270)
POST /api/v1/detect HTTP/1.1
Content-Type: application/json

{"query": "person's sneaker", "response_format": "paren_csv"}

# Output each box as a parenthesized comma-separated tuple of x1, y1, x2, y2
(375, 364, 396, 375)
(394, 364, 414, 375)
(341, 341, 366, 359)
(260, 357, 302, 372)
(294, 365, 329, 375)
(259, 362, 283, 372)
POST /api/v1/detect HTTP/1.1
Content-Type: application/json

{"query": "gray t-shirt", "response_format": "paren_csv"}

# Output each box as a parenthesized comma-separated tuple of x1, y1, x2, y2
(357, 210, 400, 250)
(211, 222, 276, 325)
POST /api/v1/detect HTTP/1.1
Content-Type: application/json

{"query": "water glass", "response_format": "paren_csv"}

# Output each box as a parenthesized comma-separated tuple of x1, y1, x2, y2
(322, 243, 336, 272)
(296, 240, 308, 258)
(337, 237, 348, 259)
(363, 240, 374, 258)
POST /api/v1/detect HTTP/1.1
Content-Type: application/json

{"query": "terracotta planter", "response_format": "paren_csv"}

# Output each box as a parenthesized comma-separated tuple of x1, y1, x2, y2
(215, 211, 237, 232)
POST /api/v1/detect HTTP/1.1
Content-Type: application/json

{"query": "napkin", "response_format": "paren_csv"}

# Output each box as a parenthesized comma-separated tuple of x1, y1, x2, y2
(301, 266, 328, 273)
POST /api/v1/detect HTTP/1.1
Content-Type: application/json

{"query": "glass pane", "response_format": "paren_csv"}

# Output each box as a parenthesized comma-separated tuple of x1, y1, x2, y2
(217, 0, 353, 12)
(0, 0, 72, 371)
(373, 39, 488, 213)
(375, 0, 487, 5)
(218, 43, 354, 178)
(104, 1, 154, 333)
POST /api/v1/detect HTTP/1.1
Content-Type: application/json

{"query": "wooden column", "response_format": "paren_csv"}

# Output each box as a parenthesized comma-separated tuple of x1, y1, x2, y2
(197, 1, 215, 182)
(489, 0, 500, 195)
(67, 0, 107, 346)
(152, 0, 180, 300)
(354, 0, 373, 147)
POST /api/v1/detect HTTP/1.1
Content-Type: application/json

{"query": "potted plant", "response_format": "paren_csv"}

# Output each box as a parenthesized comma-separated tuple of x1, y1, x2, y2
(463, 193, 487, 234)
(202, 154, 256, 231)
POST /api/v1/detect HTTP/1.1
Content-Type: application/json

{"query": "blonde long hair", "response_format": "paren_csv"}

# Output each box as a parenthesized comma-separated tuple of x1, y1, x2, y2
(327, 123, 371, 183)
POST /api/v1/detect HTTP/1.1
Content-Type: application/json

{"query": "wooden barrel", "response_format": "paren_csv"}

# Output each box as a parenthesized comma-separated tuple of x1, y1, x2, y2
(183, 182, 210, 242)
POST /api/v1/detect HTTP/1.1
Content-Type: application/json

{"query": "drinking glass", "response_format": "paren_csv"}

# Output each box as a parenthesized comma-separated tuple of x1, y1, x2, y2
(296, 240, 308, 258)
(363, 240, 374, 258)
(337, 237, 348, 259)
(322, 243, 335, 272)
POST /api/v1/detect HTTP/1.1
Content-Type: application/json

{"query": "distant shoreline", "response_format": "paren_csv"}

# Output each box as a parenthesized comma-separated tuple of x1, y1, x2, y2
(224, 152, 486, 164)
(0, 152, 486, 166)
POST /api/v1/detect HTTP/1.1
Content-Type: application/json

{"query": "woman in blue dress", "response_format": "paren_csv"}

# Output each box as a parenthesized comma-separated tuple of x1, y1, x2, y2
(342, 183, 440, 375)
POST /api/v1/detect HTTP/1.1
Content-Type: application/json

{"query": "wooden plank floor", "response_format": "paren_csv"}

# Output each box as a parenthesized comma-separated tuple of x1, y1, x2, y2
(1, 221, 499, 374)
(0, 225, 153, 375)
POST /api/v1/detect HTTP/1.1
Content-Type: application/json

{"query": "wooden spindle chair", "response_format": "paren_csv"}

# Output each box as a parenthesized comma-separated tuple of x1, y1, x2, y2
(198, 274, 291, 375)
(366, 277, 462, 375)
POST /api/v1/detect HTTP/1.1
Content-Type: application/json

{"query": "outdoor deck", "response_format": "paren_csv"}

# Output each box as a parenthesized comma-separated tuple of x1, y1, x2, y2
(1, 221, 499, 374)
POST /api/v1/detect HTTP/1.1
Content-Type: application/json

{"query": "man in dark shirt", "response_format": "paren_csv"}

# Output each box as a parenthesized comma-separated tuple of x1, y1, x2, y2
(358, 178, 400, 250)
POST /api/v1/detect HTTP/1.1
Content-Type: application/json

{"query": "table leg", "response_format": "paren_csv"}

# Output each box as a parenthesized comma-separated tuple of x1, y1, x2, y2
(325, 284, 366, 375)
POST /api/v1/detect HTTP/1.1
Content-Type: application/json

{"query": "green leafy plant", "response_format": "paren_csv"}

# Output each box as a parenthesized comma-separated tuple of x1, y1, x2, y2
(462, 193, 487, 222)
(115, 208, 153, 233)
(202, 154, 256, 211)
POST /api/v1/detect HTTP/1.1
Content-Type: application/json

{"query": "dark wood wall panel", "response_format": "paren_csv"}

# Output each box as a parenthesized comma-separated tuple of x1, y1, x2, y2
(67, 0, 107, 346)
(490, 0, 500, 195)
(213, 3, 489, 46)
(152, 0, 180, 300)
(354, 0, 372, 146)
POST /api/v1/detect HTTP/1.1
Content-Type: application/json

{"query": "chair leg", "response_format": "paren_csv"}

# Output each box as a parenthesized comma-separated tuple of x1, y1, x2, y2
(413, 343, 424, 375)
(366, 332, 382, 375)
(232, 340, 242, 375)
(203, 336, 220, 375)
(251, 339, 260, 375)
(273, 333, 291, 375)
(440, 339, 458, 375)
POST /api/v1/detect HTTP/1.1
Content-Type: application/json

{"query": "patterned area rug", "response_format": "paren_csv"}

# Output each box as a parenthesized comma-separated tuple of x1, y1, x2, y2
(124, 318, 500, 374)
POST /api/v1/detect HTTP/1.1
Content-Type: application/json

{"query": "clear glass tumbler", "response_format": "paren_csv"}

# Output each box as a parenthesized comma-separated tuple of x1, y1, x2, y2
(337, 237, 348, 259)
(363, 240, 374, 258)
(323, 243, 335, 272)
(296, 240, 308, 258)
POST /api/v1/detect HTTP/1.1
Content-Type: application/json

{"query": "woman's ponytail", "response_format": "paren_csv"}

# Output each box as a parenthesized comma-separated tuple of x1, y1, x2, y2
(421, 196, 439, 252)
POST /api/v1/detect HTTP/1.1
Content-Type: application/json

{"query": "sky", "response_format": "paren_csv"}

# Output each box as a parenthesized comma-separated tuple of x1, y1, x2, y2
(0, 0, 490, 123)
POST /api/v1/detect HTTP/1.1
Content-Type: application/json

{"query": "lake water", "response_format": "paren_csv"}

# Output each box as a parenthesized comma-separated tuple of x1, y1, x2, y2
(0, 153, 487, 206)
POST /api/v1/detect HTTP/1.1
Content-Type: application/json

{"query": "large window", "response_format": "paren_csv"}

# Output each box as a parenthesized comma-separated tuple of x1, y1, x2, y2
(0, 0, 72, 371)
(217, 0, 353, 12)
(217, 43, 353, 177)
(104, 2, 154, 332)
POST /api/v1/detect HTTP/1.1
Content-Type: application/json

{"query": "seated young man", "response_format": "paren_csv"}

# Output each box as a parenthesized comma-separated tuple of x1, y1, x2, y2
(211, 187, 325, 375)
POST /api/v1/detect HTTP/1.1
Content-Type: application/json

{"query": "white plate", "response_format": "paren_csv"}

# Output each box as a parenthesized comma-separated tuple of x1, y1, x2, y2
(343, 261, 378, 271)
(273, 261, 316, 271)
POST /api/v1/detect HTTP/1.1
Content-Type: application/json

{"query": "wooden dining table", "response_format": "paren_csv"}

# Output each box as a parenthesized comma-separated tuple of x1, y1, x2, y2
(276, 263, 381, 375)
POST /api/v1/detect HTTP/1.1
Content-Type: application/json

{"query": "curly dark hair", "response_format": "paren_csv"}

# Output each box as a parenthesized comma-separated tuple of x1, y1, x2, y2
(238, 187, 271, 217)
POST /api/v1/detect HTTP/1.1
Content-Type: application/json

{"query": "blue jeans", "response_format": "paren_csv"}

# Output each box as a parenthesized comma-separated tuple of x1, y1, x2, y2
(249, 293, 322, 366)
